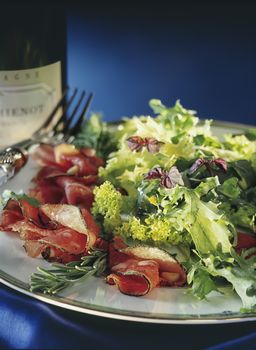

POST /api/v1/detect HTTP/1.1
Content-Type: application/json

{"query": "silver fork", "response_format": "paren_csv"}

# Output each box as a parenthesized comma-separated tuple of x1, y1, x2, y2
(0, 88, 93, 186)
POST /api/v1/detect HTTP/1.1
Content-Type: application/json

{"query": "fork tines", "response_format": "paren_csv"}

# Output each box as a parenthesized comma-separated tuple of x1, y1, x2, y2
(64, 92, 94, 137)
(40, 88, 94, 144)
(49, 88, 94, 137)
(0, 88, 94, 152)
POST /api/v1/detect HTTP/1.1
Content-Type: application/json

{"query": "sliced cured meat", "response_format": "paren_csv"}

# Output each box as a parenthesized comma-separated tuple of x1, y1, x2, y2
(59, 153, 99, 175)
(54, 144, 80, 164)
(0, 142, 105, 265)
(13, 220, 45, 241)
(33, 143, 103, 176)
(23, 241, 83, 263)
(39, 227, 87, 254)
(0, 198, 42, 230)
(41, 246, 83, 263)
(236, 231, 256, 250)
(121, 245, 187, 286)
(0, 199, 23, 230)
(0, 209, 23, 231)
(79, 147, 97, 158)
(1, 200, 100, 262)
(23, 240, 46, 258)
(108, 241, 132, 269)
(64, 182, 94, 209)
(81, 209, 100, 236)
(106, 237, 187, 296)
(18, 199, 41, 226)
(40, 204, 98, 249)
(30, 176, 96, 208)
(40, 204, 88, 234)
(80, 147, 105, 167)
(55, 176, 94, 209)
(93, 237, 109, 251)
(32, 166, 65, 183)
(29, 143, 103, 210)
(106, 259, 160, 296)
(32, 143, 58, 168)
(29, 184, 66, 204)
(54, 174, 98, 187)
(11, 219, 87, 254)
(107, 242, 160, 296)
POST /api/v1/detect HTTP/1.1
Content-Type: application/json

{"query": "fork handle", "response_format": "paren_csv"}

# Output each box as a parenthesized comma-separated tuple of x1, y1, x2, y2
(0, 148, 28, 186)
(0, 138, 34, 153)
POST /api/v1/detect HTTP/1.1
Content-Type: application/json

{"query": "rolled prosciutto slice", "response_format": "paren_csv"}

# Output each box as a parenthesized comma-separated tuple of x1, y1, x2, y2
(106, 258, 160, 296)
(121, 245, 187, 287)
(29, 184, 66, 205)
(29, 143, 103, 209)
(0, 198, 43, 230)
(40, 204, 98, 250)
(29, 177, 94, 209)
(0, 200, 100, 263)
(0, 199, 24, 230)
(54, 177, 94, 210)
(106, 237, 187, 296)
(33, 143, 104, 175)
(12, 220, 88, 255)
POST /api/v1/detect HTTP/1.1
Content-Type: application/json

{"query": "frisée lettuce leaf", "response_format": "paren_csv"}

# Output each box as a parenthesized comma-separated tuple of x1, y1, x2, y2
(93, 98, 256, 312)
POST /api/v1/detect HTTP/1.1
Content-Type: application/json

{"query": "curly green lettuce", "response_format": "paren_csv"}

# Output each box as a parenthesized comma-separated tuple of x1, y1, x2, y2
(99, 99, 256, 196)
(116, 215, 192, 246)
(92, 181, 123, 233)
(92, 98, 256, 311)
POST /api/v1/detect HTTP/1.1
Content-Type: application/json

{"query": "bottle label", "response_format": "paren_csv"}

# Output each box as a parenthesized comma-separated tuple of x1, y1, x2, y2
(0, 62, 62, 147)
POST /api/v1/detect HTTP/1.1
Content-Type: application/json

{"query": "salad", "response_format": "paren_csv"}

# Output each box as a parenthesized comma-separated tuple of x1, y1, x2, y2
(0, 99, 256, 312)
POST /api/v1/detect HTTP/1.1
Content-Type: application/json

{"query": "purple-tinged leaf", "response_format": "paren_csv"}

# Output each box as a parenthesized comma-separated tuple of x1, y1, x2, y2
(188, 158, 228, 176)
(161, 174, 175, 188)
(127, 136, 164, 153)
(188, 158, 206, 175)
(145, 137, 165, 154)
(145, 166, 184, 189)
(165, 166, 184, 187)
(126, 136, 144, 151)
(144, 167, 164, 180)
(213, 158, 228, 172)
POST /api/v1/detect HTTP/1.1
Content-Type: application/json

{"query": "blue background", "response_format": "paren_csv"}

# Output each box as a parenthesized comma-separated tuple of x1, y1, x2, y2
(67, 1, 256, 125)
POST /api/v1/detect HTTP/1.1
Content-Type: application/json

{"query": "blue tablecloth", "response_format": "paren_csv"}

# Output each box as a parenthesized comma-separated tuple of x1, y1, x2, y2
(0, 283, 256, 350)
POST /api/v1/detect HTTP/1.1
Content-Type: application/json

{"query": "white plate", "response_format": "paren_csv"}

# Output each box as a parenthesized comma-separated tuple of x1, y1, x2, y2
(0, 120, 256, 324)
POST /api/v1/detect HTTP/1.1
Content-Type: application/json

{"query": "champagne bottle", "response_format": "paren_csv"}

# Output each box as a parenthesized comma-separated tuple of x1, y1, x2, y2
(0, 3, 67, 147)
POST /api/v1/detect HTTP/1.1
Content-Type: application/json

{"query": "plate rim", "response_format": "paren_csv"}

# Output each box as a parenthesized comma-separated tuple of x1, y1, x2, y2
(1, 119, 256, 325)
(1, 268, 256, 324)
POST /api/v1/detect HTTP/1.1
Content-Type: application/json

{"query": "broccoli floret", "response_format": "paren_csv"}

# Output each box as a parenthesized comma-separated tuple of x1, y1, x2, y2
(92, 181, 122, 233)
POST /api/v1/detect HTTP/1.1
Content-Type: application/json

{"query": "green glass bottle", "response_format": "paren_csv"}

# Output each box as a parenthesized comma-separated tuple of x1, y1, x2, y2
(0, 3, 67, 147)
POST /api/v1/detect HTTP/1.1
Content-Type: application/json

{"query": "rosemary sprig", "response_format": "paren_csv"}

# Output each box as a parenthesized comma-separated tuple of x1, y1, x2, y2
(29, 248, 108, 295)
